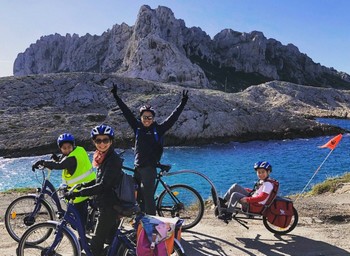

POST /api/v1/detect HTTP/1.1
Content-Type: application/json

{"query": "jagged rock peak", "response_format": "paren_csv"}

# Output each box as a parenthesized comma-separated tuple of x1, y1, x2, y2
(13, 5, 350, 91)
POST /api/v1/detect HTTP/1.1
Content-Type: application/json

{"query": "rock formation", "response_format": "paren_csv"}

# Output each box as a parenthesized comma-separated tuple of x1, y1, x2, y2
(0, 73, 348, 157)
(13, 5, 350, 91)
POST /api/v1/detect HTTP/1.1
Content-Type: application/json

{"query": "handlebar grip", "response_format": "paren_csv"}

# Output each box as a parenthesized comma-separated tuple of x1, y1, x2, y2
(122, 165, 135, 172)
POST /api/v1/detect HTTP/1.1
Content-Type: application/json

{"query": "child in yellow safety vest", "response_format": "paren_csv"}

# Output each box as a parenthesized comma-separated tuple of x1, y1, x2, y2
(33, 133, 96, 227)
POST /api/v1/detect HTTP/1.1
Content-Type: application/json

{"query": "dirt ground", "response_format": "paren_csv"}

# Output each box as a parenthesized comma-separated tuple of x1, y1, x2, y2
(1, 184, 350, 256)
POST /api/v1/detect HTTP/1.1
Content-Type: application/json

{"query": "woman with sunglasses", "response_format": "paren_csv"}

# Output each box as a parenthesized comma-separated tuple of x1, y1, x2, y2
(111, 84, 189, 215)
(65, 124, 124, 255)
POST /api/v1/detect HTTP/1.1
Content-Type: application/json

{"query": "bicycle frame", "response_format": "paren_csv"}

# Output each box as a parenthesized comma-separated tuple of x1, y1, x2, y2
(45, 202, 92, 255)
(41, 185, 136, 256)
(154, 171, 175, 198)
(122, 164, 189, 205)
(107, 218, 138, 255)
(26, 169, 64, 222)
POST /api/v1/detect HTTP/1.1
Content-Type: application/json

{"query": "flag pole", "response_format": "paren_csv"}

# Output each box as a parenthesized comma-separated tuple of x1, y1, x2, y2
(295, 149, 334, 202)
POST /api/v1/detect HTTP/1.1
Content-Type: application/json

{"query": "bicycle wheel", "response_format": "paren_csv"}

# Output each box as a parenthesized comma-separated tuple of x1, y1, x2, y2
(263, 207, 299, 235)
(5, 195, 55, 242)
(17, 222, 79, 256)
(157, 184, 204, 230)
(116, 240, 185, 256)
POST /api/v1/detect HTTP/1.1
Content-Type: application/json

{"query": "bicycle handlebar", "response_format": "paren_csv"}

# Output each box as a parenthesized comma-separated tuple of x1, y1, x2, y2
(122, 162, 172, 173)
(32, 165, 44, 172)
(122, 165, 135, 172)
(57, 183, 79, 193)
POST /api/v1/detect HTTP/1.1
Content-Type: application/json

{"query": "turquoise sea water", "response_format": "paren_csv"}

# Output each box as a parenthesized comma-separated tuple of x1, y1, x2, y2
(1, 118, 350, 199)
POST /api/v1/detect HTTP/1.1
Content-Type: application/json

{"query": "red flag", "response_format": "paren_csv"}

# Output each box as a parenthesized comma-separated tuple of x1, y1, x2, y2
(319, 134, 342, 150)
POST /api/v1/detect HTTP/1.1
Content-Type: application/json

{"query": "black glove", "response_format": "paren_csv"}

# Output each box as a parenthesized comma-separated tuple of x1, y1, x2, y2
(64, 191, 81, 201)
(32, 160, 45, 171)
(111, 83, 118, 99)
(50, 153, 60, 162)
(182, 90, 189, 103)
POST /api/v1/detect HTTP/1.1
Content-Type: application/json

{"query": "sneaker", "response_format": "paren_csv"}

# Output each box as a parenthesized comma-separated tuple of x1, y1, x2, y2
(218, 212, 232, 221)
(218, 197, 227, 208)
(214, 204, 228, 216)
(214, 205, 223, 216)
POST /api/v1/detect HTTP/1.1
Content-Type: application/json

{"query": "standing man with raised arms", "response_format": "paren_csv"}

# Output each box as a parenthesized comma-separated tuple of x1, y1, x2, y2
(111, 84, 188, 215)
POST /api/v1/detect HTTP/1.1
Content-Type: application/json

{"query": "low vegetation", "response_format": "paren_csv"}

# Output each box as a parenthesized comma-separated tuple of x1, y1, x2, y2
(309, 172, 350, 195)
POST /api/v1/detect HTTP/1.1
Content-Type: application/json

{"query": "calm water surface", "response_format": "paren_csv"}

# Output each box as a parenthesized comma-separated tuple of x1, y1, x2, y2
(1, 118, 349, 199)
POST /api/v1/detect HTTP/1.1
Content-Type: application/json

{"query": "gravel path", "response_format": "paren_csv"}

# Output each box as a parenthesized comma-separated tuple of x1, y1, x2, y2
(1, 187, 350, 256)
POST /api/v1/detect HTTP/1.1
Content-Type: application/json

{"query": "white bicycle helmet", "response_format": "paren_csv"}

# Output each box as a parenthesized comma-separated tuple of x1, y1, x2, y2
(139, 105, 156, 116)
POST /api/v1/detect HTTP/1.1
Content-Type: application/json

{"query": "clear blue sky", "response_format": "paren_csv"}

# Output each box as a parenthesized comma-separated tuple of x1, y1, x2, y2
(1, 0, 349, 77)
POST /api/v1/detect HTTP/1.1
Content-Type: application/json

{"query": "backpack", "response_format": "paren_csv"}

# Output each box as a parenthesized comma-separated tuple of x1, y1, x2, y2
(113, 171, 138, 215)
(136, 215, 183, 256)
(135, 126, 164, 162)
(265, 196, 294, 228)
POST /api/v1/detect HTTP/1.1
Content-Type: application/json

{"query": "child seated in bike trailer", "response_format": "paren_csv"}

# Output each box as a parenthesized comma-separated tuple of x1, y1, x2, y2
(32, 133, 96, 227)
(218, 161, 277, 220)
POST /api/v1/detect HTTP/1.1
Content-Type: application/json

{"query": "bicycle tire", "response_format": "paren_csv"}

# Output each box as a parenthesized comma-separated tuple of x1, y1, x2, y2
(262, 207, 299, 235)
(116, 239, 185, 256)
(157, 184, 204, 230)
(17, 222, 79, 256)
(5, 195, 55, 242)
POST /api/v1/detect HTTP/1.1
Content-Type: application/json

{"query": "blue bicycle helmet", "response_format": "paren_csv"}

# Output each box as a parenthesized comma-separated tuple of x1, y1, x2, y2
(57, 133, 75, 148)
(91, 124, 115, 139)
(254, 161, 272, 172)
(139, 105, 156, 116)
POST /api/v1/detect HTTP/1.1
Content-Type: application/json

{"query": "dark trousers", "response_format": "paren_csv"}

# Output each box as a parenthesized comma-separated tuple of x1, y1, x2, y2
(74, 200, 89, 228)
(135, 166, 157, 215)
(90, 205, 119, 256)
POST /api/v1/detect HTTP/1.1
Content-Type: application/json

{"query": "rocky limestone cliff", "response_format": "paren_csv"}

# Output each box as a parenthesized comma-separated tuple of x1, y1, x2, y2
(13, 5, 350, 91)
(0, 73, 348, 158)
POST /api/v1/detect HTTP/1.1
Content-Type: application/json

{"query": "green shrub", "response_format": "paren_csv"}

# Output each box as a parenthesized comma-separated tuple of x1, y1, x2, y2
(309, 172, 350, 195)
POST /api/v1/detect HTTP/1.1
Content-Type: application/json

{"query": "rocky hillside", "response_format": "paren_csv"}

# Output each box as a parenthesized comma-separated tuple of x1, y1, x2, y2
(13, 5, 350, 92)
(0, 73, 348, 157)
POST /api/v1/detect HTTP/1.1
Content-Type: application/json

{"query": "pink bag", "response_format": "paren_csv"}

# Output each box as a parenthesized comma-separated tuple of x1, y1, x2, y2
(136, 215, 183, 256)
(136, 226, 167, 256)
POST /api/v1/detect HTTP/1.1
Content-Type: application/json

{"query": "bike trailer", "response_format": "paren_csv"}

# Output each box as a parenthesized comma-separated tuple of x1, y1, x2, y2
(136, 215, 183, 256)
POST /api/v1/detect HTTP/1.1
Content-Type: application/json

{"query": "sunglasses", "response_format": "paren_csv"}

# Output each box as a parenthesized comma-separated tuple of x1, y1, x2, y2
(141, 115, 154, 120)
(94, 138, 111, 144)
